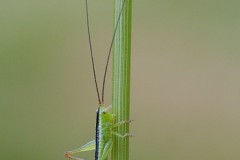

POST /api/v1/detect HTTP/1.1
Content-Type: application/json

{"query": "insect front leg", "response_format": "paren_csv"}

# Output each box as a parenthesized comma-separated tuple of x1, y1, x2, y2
(112, 120, 133, 128)
(103, 105, 112, 112)
(111, 119, 133, 138)
(64, 140, 95, 160)
(112, 132, 133, 138)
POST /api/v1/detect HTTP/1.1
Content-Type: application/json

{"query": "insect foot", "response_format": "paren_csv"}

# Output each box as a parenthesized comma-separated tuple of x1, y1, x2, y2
(124, 133, 134, 138)
(64, 152, 71, 159)
(128, 133, 135, 138)
(64, 152, 85, 160)
(128, 119, 134, 123)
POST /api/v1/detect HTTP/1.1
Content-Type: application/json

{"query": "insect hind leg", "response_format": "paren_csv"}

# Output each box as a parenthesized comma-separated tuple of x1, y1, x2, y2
(64, 140, 95, 160)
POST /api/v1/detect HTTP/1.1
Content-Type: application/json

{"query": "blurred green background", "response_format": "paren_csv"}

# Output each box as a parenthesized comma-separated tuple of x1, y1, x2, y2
(1, 0, 240, 160)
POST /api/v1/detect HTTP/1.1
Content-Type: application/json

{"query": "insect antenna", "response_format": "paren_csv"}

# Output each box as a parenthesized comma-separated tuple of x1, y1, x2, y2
(85, 0, 101, 105)
(101, 0, 126, 104)
(85, 0, 126, 105)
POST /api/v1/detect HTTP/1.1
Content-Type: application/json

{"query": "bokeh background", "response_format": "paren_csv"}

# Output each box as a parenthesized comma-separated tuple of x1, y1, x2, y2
(1, 0, 240, 160)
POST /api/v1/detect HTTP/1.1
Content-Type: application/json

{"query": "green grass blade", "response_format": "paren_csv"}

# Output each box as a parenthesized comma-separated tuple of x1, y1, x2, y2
(112, 0, 132, 160)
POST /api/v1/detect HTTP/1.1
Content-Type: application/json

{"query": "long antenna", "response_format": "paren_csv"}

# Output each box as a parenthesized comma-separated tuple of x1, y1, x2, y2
(85, 0, 126, 105)
(101, 0, 126, 104)
(85, 0, 101, 105)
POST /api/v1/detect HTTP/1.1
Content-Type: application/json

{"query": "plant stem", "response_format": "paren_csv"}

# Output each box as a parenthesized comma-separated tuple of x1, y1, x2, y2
(112, 0, 132, 160)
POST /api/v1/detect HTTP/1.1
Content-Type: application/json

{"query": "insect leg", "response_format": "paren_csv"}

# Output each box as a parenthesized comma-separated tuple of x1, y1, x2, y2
(64, 154, 85, 160)
(112, 120, 133, 128)
(112, 132, 133, 138)
(64, 140, 95, 160)
(103, 105, 112, 112)
(100, 140, 113, 160)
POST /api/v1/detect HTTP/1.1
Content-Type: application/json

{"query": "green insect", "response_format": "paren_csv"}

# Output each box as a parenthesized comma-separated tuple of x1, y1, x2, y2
(64, 0, 131, 160)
